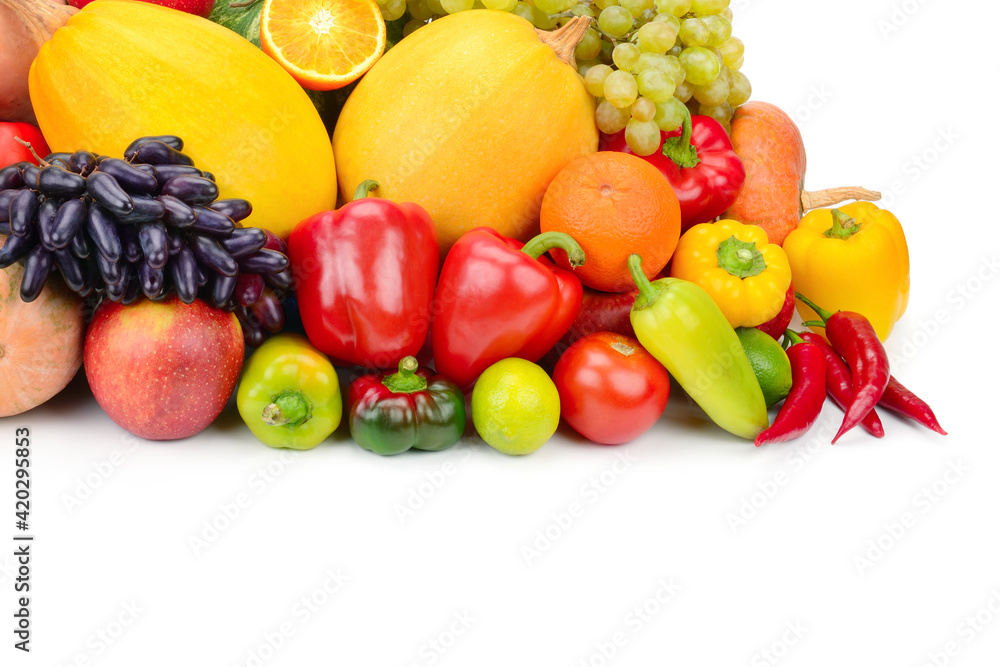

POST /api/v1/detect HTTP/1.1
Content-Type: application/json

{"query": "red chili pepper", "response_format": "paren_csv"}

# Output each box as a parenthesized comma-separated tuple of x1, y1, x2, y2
(799, 332, 885, 438)
(431, 227, 584, 390)
(797, 293, 890, 444)
(288, 180, 439, 369)
(879, 376, 947, 435)
(602, 107, 745, 231)
(755, 330, 827, 447)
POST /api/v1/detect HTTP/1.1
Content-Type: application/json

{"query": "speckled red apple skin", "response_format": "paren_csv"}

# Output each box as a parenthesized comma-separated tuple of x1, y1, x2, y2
(67, 0, 214, 18)
(84, 297, 244, 441)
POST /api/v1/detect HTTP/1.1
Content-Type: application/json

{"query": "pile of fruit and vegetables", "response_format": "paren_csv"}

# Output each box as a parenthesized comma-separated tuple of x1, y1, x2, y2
(0, 0, 945, 452)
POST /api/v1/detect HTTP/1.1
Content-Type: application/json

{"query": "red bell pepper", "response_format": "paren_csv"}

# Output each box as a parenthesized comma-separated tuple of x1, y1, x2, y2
(431, 228, 585, 390)
(288, 181, 439, 369)
(0, 122, 49, 169)
(602, 107, 745, 231)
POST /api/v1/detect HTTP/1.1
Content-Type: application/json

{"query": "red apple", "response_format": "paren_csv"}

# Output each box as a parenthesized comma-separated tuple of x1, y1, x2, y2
(539, 285, 639, 371)
(67, 0, 215, 18)
(85, 297, 244, 440)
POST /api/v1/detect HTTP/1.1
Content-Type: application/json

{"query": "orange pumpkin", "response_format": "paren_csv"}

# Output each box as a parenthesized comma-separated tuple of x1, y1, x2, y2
(0, 248, 85, 417)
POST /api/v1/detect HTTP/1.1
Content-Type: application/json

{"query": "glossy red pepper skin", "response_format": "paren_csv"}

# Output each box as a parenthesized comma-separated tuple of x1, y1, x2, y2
(0, 123, 49, 169)
(601, 113, 745, 231)
(288, 194, 439, 369)
(797, 294, 891, 444)
(799, 332, 885, 438)
(755, 339, 827, 447)
(431, 227, 583, 390)
(879, 376, 947, 435)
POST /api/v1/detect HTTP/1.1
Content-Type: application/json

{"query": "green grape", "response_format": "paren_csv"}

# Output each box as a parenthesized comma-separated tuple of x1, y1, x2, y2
(407, 0, 434, 20)
(634, 52, 667, 73)
(719, 65, 733, 88)
(473, 0, 487, 8)
(661, 54, 685, 85)
(654, 97, 686, 131)
(604, 70, 639, 108)
(651, 13, 681, 34)
(673, 80, 694, 102)
(634, 22, 676, 54)
(691, 0, 729, 11)
(679, 46, 720, 85)
(718, 36, 744, 68)
(531, 4, 556, 28)
(631, 97, 657, 122)
(441, 0, 473, 12)
(576, 28, 604, 61)
(596, 100, 631, 134)
(381, 0, 407, 20)
(702, 15, 732, 47)
(584, 64, 614, 97)
(426, 0, 446, 13)
(535, 0, 573, 13)
(698, 102, 734, 128)
(667, 44, 683, 57)
(403, 19, 424, 36)
(482, 0, 518, 8)
(595, 0, 619, 9)
(598, 6, 634, 37)
(613, 43, 642, 71)
(620, 0, 654, 16)
(691, 75, 729, 105)
(577, 61, 600, 78)
(727, 69, 751, 107)
(625, 119, 661, 156)
(512, 1, 534, 21)
(678, 18, 709, 47)
(571, 3, 596, 17)
(636, 68, 675, 102)
(654, 0, 691, 17)
(721, 7, 732, 20)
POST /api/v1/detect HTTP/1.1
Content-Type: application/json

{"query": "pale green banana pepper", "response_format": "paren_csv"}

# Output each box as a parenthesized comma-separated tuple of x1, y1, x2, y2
(627, 254, 768, 440)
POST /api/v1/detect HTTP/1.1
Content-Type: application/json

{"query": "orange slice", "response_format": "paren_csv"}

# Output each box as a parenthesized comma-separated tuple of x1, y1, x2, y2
(260, 0, 386, 91)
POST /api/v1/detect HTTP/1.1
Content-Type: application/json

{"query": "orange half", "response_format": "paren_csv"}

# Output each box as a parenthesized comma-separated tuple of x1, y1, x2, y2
(260, 0, 386, 91)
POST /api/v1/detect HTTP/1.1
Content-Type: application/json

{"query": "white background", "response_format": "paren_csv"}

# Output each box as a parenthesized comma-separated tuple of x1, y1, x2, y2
(6, 1, 1000, 665)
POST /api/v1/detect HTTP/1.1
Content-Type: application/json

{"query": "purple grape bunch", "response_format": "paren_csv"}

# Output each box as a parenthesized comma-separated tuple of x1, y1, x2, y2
(0, 135, 289, 346)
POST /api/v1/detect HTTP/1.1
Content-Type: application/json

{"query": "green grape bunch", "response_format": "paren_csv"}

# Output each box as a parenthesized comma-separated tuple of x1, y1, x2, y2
(374, 0, 751, 156)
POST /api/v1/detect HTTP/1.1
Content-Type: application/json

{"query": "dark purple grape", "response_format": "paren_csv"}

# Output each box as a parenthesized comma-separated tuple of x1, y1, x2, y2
(157, 194, 196, 228)
(122, 277, 143, 305)
(150, 164, 203, 186)
(19, 246, 53, 302)
(51, 247, 85, 293)
(264, 267, 293, 292)
(0, 189, 17, 223)
(0, 232, 35, 269)
(69, 151, 98, 176)
(96, 252, 123, 286)
(196, 267, 207, 287)
(105, 274, 126, 302)
(87, 171, 134, 216)
(119, 224, 143, 264)
(201, 172, 216, 182)
(191, 206, 235, 237)
(166, 232, 184, 256)
(38, 166, 87, 198)
(124, 135, 184, 157)
(241, 319, 266, 348)
(238, 249, 288, 275)
(86, 204, 122, 262)
(37, 199, 60, 250)
(20, 165, 40, 189)
(160, 175, 218, 206)
(121, 195, 166, 224)
(208, 199, 252, 222)
(234, 272, 264, 308)
(189, 235, 238, 277)
(219, 227, 266, 258)
(0, 223, 9, 236)
(138, 261, 164, 299)
(0, 166, 23, 191)
(169, 246, 199, 304)
(210, 273, 237, 309)
(251, 290, 285, 333)
(133, 141, 194, 167)
(70, 230, 91, 260)
(48, 159, 72, 171)
(138, 222, 168, 269)
(50, 198, 87, 249)
(78, 255, 100, 297)
(98, 158, 158, 194)
(8, 189, 38, 238)
(43, 152, 72, 163)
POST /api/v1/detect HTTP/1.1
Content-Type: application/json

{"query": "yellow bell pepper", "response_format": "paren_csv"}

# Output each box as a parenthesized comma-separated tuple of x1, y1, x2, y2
(669, 219, 792, 328)
(783, 202, 909, 341)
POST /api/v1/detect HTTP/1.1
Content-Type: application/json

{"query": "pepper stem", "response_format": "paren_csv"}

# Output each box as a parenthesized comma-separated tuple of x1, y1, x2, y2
(716, 235, 765, 278)
(823, 209, 862, 239)
(382, 356, 427, 394)
(521, 231, 586, 267)
(660, 105, 701, 169)
(353, 179, 379, 201)
(794, 292, 835, 323)
(784, 329, 805, 346)
(628, 254, 663, 309)
(262, 390, 312, 428)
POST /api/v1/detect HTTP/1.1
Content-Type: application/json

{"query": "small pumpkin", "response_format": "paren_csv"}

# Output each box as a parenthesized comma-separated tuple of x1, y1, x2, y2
(0, 0, 74, 124)
(0, 242, 85, 417)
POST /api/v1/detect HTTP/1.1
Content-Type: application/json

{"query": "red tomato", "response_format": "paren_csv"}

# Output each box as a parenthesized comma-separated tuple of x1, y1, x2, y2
(0, 122, 49, 169)
(553, 332, 670, 445)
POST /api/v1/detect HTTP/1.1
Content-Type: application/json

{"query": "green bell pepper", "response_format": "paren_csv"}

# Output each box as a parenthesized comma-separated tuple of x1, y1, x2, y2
(237, 333, 342, 450)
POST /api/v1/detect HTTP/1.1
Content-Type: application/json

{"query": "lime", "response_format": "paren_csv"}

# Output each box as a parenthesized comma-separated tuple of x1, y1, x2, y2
(735, 327, 793, 408)
(471, 358, 560, 455)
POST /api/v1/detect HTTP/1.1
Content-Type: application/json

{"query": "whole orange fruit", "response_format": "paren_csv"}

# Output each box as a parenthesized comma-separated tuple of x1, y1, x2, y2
(540, 152, 681, 293)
